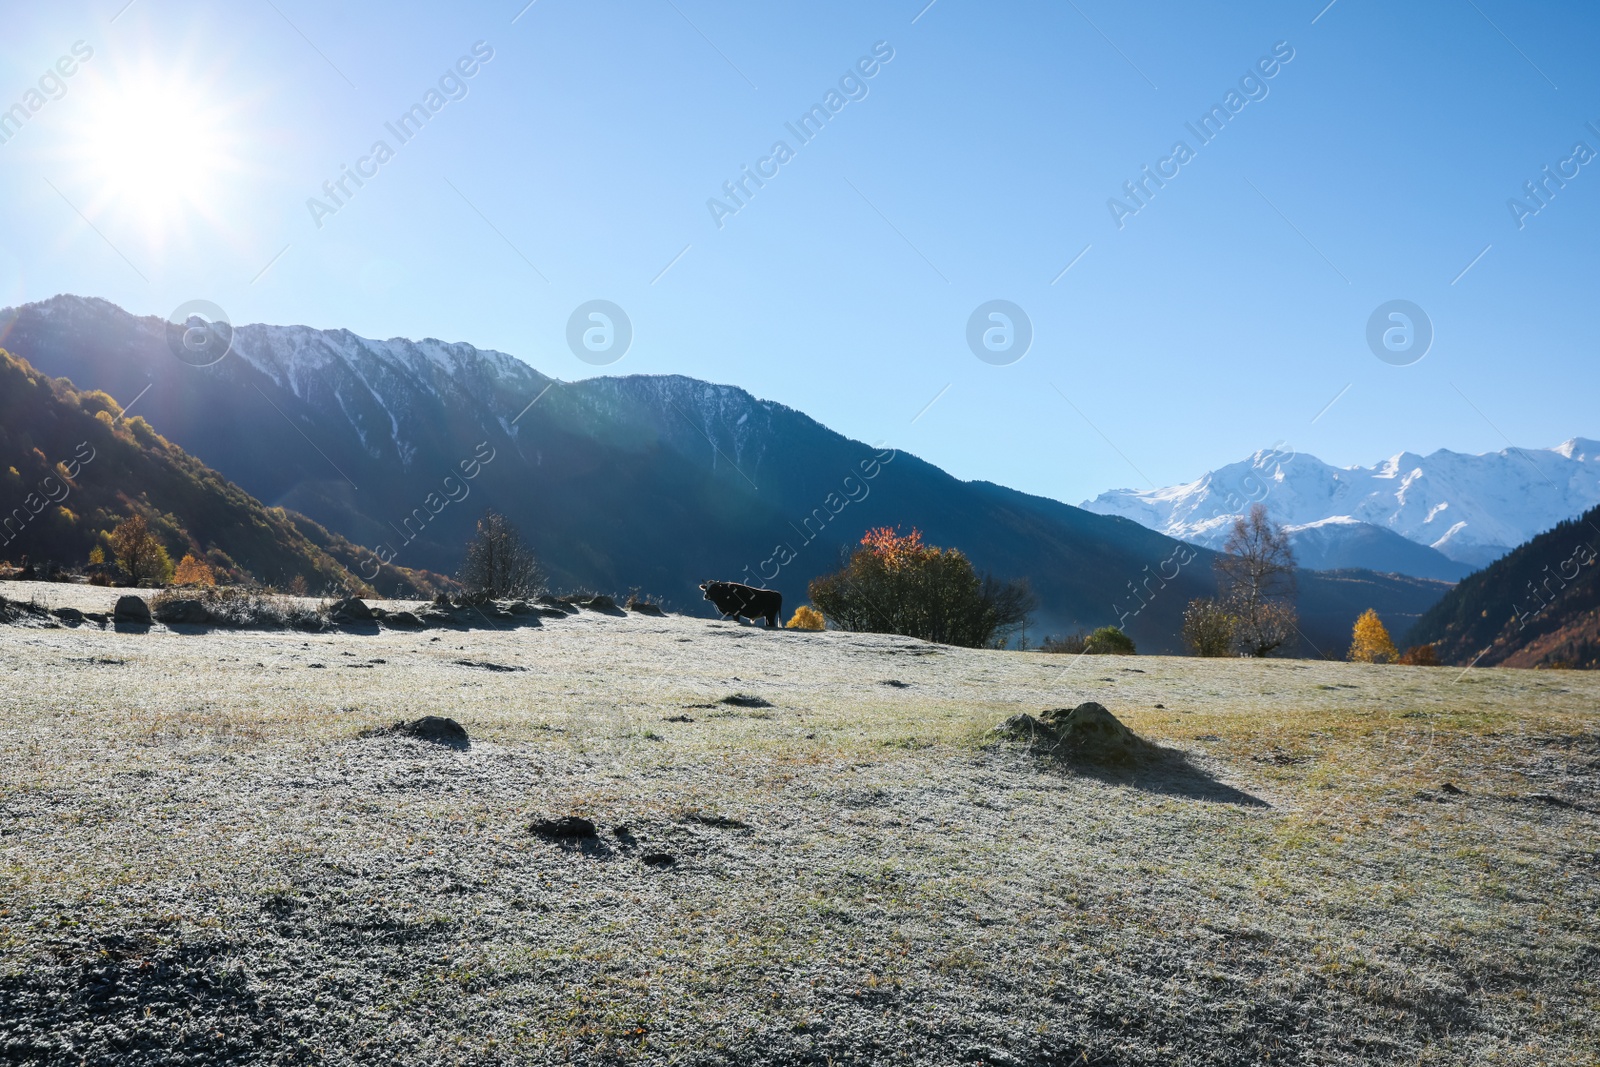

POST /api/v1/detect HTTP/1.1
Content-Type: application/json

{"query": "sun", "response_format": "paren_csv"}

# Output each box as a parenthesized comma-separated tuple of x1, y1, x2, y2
(70, 66, 240, 242)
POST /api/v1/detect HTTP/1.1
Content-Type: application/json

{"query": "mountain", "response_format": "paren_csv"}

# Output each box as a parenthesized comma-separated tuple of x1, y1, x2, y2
(1404, 505, 1600, 668)
(0, 346, 445, 595)
(0, 295, 1452, 653)
(1081, 442, 1600, 575)
(1282, 517, 1473, 582)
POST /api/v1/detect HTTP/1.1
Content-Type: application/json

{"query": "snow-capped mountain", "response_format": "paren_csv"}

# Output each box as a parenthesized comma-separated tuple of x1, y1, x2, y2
(1081, 442, 1600, 576)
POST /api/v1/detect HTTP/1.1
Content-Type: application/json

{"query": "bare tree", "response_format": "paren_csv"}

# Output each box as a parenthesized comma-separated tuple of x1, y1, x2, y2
(460, 510, 545, 601)
(1214, 503, 1299, 657)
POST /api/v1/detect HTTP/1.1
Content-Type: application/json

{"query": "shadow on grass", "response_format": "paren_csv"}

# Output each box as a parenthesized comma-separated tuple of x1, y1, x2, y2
(1063, 744, 1270, 807)
(1006, 728, 1268, 807)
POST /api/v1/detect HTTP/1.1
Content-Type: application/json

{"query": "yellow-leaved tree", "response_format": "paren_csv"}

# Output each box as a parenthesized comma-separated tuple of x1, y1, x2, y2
(785, 605, 825, 631)
(1348, 608, 1399, 664)
(173, 554, 216, 587)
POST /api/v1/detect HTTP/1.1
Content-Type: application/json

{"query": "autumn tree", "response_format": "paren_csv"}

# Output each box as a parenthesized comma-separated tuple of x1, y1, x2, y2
(1398, 643, 1439, 666)
(1348, 608, 1400, 664)
(1215, 503, 1299, 657)
(808, 527, 1034, 648)
(785, 605, 825, 631)
(108, 514, 174, 587)
(1182, 597, 1238, 657)
(173, 554, 216, 587)
(460, 510, 545, 601)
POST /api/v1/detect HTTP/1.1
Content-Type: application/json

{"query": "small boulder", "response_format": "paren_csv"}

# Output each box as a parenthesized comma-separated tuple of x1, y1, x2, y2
(585, 594, 617, 611)
(113, 595, 151, 624)
(153, 598, 211, 625)
(1039, 702, 1155, 765)
(51, 607, 85, 625)
(328, 597, 375, 622)
(385, 610, 423, 628)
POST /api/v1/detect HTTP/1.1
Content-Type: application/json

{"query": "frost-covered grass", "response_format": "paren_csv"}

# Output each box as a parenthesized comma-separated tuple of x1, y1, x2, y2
(0, 584, 1595, 1065)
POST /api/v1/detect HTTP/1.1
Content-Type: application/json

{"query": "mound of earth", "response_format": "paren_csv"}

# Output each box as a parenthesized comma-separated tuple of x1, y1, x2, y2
(362, 716, 469, 748)
(995, 701, 1155, 765)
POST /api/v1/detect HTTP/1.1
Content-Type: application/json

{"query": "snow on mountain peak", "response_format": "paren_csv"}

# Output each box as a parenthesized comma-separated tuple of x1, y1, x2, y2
(1081, 440, 1600, 567)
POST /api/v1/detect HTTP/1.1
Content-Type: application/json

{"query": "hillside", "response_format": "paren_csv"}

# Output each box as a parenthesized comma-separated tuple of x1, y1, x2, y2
(0, 295, 1450, 653)
(0, 348, 445, 596)
(1406, 505, 1600, 668)
(1, 585, 1595, 1065)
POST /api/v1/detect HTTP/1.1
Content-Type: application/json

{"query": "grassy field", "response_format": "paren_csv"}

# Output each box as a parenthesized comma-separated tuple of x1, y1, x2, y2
(0, 581, 1595, 1065)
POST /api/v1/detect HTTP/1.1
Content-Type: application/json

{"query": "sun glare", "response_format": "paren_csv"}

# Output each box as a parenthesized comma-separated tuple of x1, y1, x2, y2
(72, 70, 238, 240)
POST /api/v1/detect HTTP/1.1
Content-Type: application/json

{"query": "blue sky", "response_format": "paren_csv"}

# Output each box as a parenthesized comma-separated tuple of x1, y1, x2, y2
(1, 0, 1596, 505)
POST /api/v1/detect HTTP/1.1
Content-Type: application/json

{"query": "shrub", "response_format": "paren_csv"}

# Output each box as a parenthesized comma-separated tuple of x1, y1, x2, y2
(1085, 626, 1136, 655)
(1039, 632, 1088, 655)
(149, 586, 326, 630)
(1398, 643, 1439, 666)
(786, 605, 825, 631)
(625, 589, 663, 612)
(1182, 597, 1238, 657)
(808, 527, 1034, 648)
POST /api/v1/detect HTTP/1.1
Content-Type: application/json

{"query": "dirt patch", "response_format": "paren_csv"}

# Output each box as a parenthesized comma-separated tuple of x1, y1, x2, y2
(530, 816, 598, 841)
(453, 659, 527, 673)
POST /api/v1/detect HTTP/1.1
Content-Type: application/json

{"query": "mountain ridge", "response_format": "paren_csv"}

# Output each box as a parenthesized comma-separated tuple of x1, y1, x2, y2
(0, 294, 1452, 653)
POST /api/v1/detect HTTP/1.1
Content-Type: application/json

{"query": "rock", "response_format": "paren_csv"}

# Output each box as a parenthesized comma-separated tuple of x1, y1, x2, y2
(661, 714, 694, 723)
(152, 598, 211, 625)
(385, 610, 422, 628)
(1038, 702, 1156, 765)
(328, 597, 375, 622)
(364, 716, 470, 748)
(51, 607, 85, 624)
(530, 816, 597, 840)
(585, 594, 617, 611)
(112, 595, 151, 624)
(1440, 782, 1465, 795)
(628, 601, 665, 616)
(507, 600, 536, 615)
(993, 713, 1051, 740)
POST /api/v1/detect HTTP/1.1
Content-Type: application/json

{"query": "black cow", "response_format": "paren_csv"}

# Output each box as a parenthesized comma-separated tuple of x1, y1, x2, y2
(700, 581, 782, 628)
